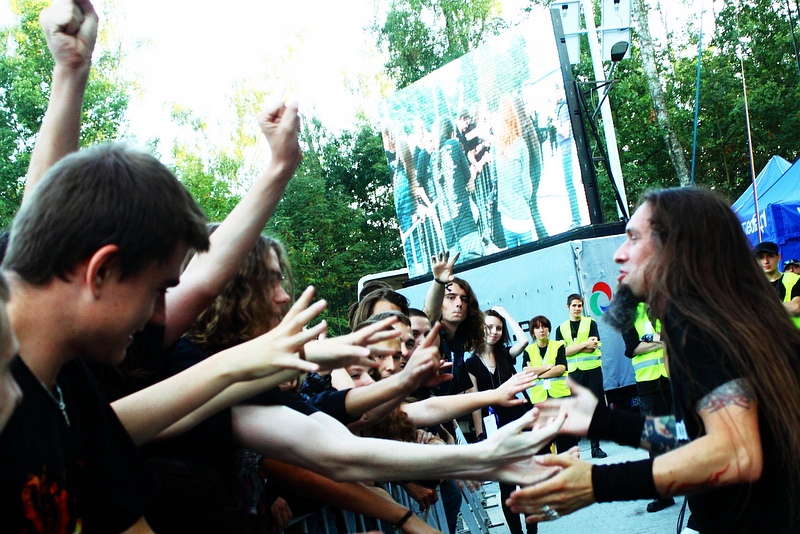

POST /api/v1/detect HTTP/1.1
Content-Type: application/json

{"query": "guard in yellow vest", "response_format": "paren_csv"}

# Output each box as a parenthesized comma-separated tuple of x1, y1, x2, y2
(622, 302, 674, 514)
(555, 293, 607, 458)
(754, 241, 800, 328)
(525, 315, 578, 454)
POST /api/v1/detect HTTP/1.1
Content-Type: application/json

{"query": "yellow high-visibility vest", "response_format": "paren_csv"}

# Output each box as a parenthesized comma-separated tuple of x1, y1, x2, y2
(559, 317, 601, 372)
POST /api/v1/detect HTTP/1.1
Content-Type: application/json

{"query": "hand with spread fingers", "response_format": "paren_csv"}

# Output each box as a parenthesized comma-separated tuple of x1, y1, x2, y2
(304, 316, 401, 371)
(533, 377, 597, 436)
(492, 371, 537, 407)
(477, 407, 567, 486)
(408, 323, 453, 388)
(431, 251, 460, 284)
(232, 286, 328, 377)
(401, 345, 450, 390)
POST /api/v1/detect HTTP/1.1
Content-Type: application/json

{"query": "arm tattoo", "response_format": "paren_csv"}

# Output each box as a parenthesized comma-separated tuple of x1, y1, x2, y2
(696, 378, 754, 414)
(640, 415, 680, 454)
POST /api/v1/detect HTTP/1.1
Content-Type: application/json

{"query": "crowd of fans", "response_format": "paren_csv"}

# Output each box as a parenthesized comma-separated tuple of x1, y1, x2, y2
(2, 2, 800, 534)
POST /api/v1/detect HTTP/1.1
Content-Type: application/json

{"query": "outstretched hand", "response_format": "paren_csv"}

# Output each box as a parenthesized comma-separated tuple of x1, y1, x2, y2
(430, 251, 459, 284)
(39, 0, 98, 69)
(494, 371, 537, 407)
(408, 323, 452, 388)
(401, 345, 450, 390)
(233, 286, 326, 378)
(304, 316, 400, 371)
(534, 378, 597, 436)
(485, 407, 566, 466)
(507, 453, 595, 522)
(257, 101, 302, 174)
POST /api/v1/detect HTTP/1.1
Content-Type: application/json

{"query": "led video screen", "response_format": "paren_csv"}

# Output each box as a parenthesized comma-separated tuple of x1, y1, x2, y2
(379, 13, 590, 278)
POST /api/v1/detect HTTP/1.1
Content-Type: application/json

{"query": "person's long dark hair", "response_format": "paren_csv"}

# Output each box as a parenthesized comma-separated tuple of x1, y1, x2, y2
(484, 309, 516, 382)
(643, 187, 800, 518)
(450, 277, 485, 355)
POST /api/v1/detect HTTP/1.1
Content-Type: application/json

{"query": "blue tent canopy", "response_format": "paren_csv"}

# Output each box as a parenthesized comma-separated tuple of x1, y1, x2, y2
(733, 155, 800, 263)
(731, 155, 791, 215)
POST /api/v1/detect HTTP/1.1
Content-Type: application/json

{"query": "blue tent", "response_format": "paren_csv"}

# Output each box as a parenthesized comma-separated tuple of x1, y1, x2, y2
(733, 155, 800, 263)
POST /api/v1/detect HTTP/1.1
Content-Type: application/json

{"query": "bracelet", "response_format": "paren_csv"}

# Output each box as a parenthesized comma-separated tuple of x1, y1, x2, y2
(394, 509, 414, 531)
(434, 278, 447, 285)
(587, 403, 644, 447)
(592, 459, 658, 502)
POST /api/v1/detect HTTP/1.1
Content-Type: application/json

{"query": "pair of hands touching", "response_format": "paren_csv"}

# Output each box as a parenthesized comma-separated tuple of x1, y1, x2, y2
(503, 378, 601, 523)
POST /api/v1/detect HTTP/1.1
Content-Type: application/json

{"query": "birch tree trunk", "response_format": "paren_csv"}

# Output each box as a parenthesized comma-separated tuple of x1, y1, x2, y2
(632, 0, 691, 186)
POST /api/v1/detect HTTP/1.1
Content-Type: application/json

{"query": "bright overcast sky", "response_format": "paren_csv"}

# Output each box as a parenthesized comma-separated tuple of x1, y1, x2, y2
(1, 0, 708, 153)
(111, 0, 386, 145)
(2, 0, 387, 148)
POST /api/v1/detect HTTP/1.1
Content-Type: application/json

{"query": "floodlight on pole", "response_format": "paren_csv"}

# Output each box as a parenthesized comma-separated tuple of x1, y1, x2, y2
(592, 41, 629, 119)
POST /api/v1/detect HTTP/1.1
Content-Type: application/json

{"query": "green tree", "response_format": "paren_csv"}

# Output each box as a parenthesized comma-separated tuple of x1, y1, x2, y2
(266, 118, 401, 334)
(169, 105, 244, 221)
(375, 0, 506, 89)
(0, 0, 128, 227)
(671, 0, 800, 199)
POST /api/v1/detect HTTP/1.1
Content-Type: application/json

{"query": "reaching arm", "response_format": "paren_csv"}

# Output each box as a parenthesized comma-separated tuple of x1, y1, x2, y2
(402, 371, 536, 428)
(232, 404, 564, 485)
(653, 379, 762, 494)
(150, 298, 397, 442)
(114, 288, 327, 445)
(423, 251, 459, 323)
(341, 345, 443, 431)
(163, 103, 302, 346)
(24, 0, 97, 200)
(492, 306, 529, 357)
(507, 378, 763, 521)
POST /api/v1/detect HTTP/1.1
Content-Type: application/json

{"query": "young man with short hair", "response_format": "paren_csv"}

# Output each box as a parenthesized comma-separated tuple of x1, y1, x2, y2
(555, 294, 606, 458)
(754, 240, 800, 327)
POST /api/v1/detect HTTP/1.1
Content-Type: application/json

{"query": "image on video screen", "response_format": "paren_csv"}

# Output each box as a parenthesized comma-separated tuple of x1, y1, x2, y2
(379, 13, 590, 278)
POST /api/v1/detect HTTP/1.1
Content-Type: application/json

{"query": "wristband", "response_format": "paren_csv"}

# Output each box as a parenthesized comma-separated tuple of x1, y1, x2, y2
(394, 509, 414, 531)
(434, 278, 448, 285)
(592, 459, 658, 502)
(587, 404, 644, 447)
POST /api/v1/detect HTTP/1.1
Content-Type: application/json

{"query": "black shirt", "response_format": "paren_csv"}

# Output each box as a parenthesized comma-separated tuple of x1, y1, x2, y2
(771, 273, 800, 301)
(0, 358, 157, 533)
(665, 313, 790, 532)
(465, 346, 530, 427)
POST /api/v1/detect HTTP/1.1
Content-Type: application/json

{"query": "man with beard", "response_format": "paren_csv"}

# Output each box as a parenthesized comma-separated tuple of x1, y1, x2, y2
(506, 188, 800, 532)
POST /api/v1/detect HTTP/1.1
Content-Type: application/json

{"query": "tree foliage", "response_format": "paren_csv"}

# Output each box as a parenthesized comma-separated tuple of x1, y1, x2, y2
(0, 0, 128, 228)
(375, 0, 506, 89)
(266, 119, 402, 334)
